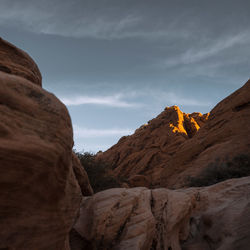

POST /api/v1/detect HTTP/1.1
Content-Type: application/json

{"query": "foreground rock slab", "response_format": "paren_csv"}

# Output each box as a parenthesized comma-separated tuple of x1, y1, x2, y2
(72, 177, 250, 250)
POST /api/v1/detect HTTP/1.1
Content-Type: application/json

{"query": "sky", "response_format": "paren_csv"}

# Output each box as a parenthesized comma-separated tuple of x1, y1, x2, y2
(0, 0, 249, 152)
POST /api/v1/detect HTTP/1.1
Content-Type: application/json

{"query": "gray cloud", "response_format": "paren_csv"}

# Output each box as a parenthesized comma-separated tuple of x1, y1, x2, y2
(163, 32, 250, 68)
(1, 0, 249, 40)
(60, 93, 142, 108)
(1, 0, 250, 84)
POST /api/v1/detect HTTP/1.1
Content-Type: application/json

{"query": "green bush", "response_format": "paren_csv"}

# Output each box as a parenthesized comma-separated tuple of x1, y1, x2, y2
(76, 152, 121, 193)
(188, 154, 250, 187)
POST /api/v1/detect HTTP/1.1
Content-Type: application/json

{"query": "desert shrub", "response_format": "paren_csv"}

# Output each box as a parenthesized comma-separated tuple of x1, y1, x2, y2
(76, 152, 121, 193)
(188, 154, 250, 187)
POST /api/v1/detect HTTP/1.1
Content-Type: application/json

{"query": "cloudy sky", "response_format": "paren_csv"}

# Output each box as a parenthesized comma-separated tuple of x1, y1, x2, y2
(1, 0, 249, 152)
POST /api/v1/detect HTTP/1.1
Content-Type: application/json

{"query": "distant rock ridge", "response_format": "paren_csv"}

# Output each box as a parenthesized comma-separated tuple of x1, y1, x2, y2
(134, 106, 209, 139)
(97, 105, 209, 187)
(98, 81, 250, 188)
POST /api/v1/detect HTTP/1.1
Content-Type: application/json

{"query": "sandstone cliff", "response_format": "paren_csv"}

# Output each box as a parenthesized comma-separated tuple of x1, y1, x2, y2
(71, 176, 250, 250)
(98, 81, 250, 188)
(0, 38, 92, 249)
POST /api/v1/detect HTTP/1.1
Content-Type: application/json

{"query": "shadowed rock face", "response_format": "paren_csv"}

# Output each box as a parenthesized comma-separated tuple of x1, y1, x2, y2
(98, 81, 250, 188)
(0, 38, 92, 249)
(72, 152, 94, 196)
(72, 177, 250, 250)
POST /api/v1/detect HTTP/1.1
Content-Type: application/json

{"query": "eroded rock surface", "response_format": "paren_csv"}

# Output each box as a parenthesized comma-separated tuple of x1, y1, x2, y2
(98, 81, 250, 188)
(72, 177, 250, 250)
(0, 38, 91, 249)
(97, 106, 209, 187)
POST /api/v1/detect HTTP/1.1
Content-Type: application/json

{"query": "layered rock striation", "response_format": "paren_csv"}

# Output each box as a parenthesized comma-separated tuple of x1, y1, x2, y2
(98, 81, 250, 188)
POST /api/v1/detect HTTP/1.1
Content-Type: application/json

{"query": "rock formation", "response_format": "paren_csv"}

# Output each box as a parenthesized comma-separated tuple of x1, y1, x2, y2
(0, 38, 42, 86)
(98, 81, 250, 188)
(0, 38, 92, 249)
(162, 80, 250, 188)
(72, 176, 250, 250)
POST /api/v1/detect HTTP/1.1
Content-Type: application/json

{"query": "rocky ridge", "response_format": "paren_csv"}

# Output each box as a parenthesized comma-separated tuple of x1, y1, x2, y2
(98, 81, 250, 188)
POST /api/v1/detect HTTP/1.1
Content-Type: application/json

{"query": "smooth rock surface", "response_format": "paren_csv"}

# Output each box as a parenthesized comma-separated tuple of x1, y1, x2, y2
(72, 176, 250, 250)
(0, 37, 42, 86)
